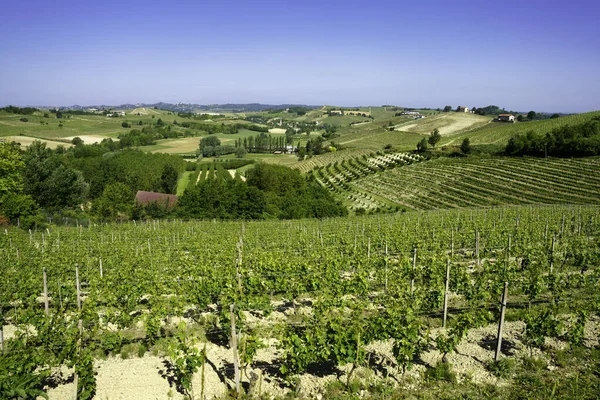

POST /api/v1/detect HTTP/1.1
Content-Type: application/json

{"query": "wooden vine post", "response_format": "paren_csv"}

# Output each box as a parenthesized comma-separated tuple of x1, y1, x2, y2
(0, 295, 4, 352)
(74, 264, 83, 400)
(230, 304, 241, 396)
(236, 238, 243, 293)
(475, 230, 480, 267)
(411, 248, 416, 295)
(495, 282, 509, 361)
(442, 259, 451, 328)
(43, 268, 49, 316)
(384, 242, 388, 292)
(550, 235, 556, 273)
(367, 237, 371, 259)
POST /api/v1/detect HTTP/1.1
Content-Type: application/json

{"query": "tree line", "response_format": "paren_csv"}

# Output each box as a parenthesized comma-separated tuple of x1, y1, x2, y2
(505, 117, 600, 157)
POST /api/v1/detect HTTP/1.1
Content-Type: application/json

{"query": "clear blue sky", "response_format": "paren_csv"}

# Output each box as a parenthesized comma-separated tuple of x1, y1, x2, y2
(1, 0, 599, 112)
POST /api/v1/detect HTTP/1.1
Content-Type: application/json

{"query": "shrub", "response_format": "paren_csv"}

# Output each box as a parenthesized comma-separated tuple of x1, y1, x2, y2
(425, 361, 456, 383)
(487, 358, 515, 378)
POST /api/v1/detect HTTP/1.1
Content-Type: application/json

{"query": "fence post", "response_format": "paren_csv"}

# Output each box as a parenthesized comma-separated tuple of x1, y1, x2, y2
(495, 282, 509, 361)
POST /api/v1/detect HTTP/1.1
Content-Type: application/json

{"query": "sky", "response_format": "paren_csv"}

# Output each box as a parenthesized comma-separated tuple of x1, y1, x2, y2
(1, 0, 599, 112)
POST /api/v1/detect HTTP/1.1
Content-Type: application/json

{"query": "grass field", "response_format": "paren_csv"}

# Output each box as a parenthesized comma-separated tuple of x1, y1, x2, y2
(398, 113, 491, 136)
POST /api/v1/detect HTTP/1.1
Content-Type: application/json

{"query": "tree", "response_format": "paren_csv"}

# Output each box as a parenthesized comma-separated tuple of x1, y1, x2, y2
(92, 182, 133, 220)
(56, 111, 63, 119)
(0, 142, 24, 197)
(517, 114, 524, 122)
(428, 128, 442, 148)
(551, 113, 560, 119)
(443, 106, 452, 112)
(199, 136, 221, 149)
(235, 147, 247, 158)
(161, 164, 179, 194)
(416, 138, 428, 152)
(460, 138, 471, 154)
(71, 137, 84, 146)
(121, 121, 130, 128)
(527, 111, 537, 120)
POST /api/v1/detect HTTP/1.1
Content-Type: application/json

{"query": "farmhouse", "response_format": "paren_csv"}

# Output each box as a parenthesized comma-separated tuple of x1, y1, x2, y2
(498, 114, 515, 122)
(329, 110, 343, 115)
(457, 106, 469, 113)
(135, 191, 178, 208)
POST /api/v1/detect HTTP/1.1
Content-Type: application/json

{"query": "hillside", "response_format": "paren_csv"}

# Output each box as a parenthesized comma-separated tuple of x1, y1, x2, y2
(311, 155, 600, 212)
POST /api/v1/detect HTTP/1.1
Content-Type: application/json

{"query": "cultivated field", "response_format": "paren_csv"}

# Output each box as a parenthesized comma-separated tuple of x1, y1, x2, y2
(2, 206, 599, 398)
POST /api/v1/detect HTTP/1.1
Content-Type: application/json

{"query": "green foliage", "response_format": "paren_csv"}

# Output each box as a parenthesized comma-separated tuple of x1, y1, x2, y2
(22, 141, 87, 209)
(0, 141, 24, 197)
(246, 163, 347, 219)
(460, 137, 471, 154)
(161, 164, 179, 194)
(0, 347, 50, 399)
(425, 361, 456, 383)
(487, 358, 516, 378)
(100, 331, 124, 355)
(167, 331, 206, 399)
(417, 137, 428, 152)
(506, 116, 600, 157)
(565, 310, 587, 348)
(428, 128, 442, 148)
(92, 182, 133, 220)
(523, 309, 562, 354)
(178, 177, 267, 220)
(75, 349, 96, 400)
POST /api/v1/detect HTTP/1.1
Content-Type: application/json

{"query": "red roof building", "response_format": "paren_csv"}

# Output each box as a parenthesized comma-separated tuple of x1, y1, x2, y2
(135, 191, 178, 208)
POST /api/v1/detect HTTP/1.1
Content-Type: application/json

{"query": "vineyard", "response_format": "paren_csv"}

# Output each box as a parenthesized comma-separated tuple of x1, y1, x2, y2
(308, 152, 423, 211)
(314, 156, 600, 212)
(1, 205, 599, 398)
(446, 111, 600, 147)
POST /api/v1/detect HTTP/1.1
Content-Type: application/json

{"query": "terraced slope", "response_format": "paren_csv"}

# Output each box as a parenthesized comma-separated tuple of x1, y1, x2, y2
(350, 156, 600, 211)
(308, 152, 423, 211)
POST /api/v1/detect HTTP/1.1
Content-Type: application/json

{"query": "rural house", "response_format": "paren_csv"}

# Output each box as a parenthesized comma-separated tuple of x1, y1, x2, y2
(135, 191, 178, 208)
(498, 114, 515, 122)
(457, 106, 469, 113)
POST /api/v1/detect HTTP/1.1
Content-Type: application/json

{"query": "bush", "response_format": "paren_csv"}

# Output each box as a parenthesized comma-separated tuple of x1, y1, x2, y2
(425, 361, 456, 383)
(487, 358, 515, 378)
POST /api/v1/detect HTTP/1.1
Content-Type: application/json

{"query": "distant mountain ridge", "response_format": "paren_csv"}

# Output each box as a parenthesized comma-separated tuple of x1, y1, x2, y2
(41, 103, 321, 113)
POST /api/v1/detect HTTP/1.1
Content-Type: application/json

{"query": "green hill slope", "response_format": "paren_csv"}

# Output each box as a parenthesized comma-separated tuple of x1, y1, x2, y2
(444, 111, 600, 147)
(314, 156, 600, 212)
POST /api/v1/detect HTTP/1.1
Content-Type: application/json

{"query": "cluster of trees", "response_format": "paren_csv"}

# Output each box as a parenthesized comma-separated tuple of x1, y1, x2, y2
(0, 140, 186, 226)
(416, 129, 471, 154)
(505, 117, 600, 157)
(197, 136, 238, 157)
(234, 133, 291, 154)
(178, 164, 347, 220)
(287, 106, 312, 116)
(0, 106, 39, 115)
(180, 121, 238, 134)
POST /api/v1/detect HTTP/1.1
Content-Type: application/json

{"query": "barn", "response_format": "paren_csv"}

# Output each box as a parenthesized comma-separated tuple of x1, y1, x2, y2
(498, 114, 515, 122)
(135, 191, 178, 208)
